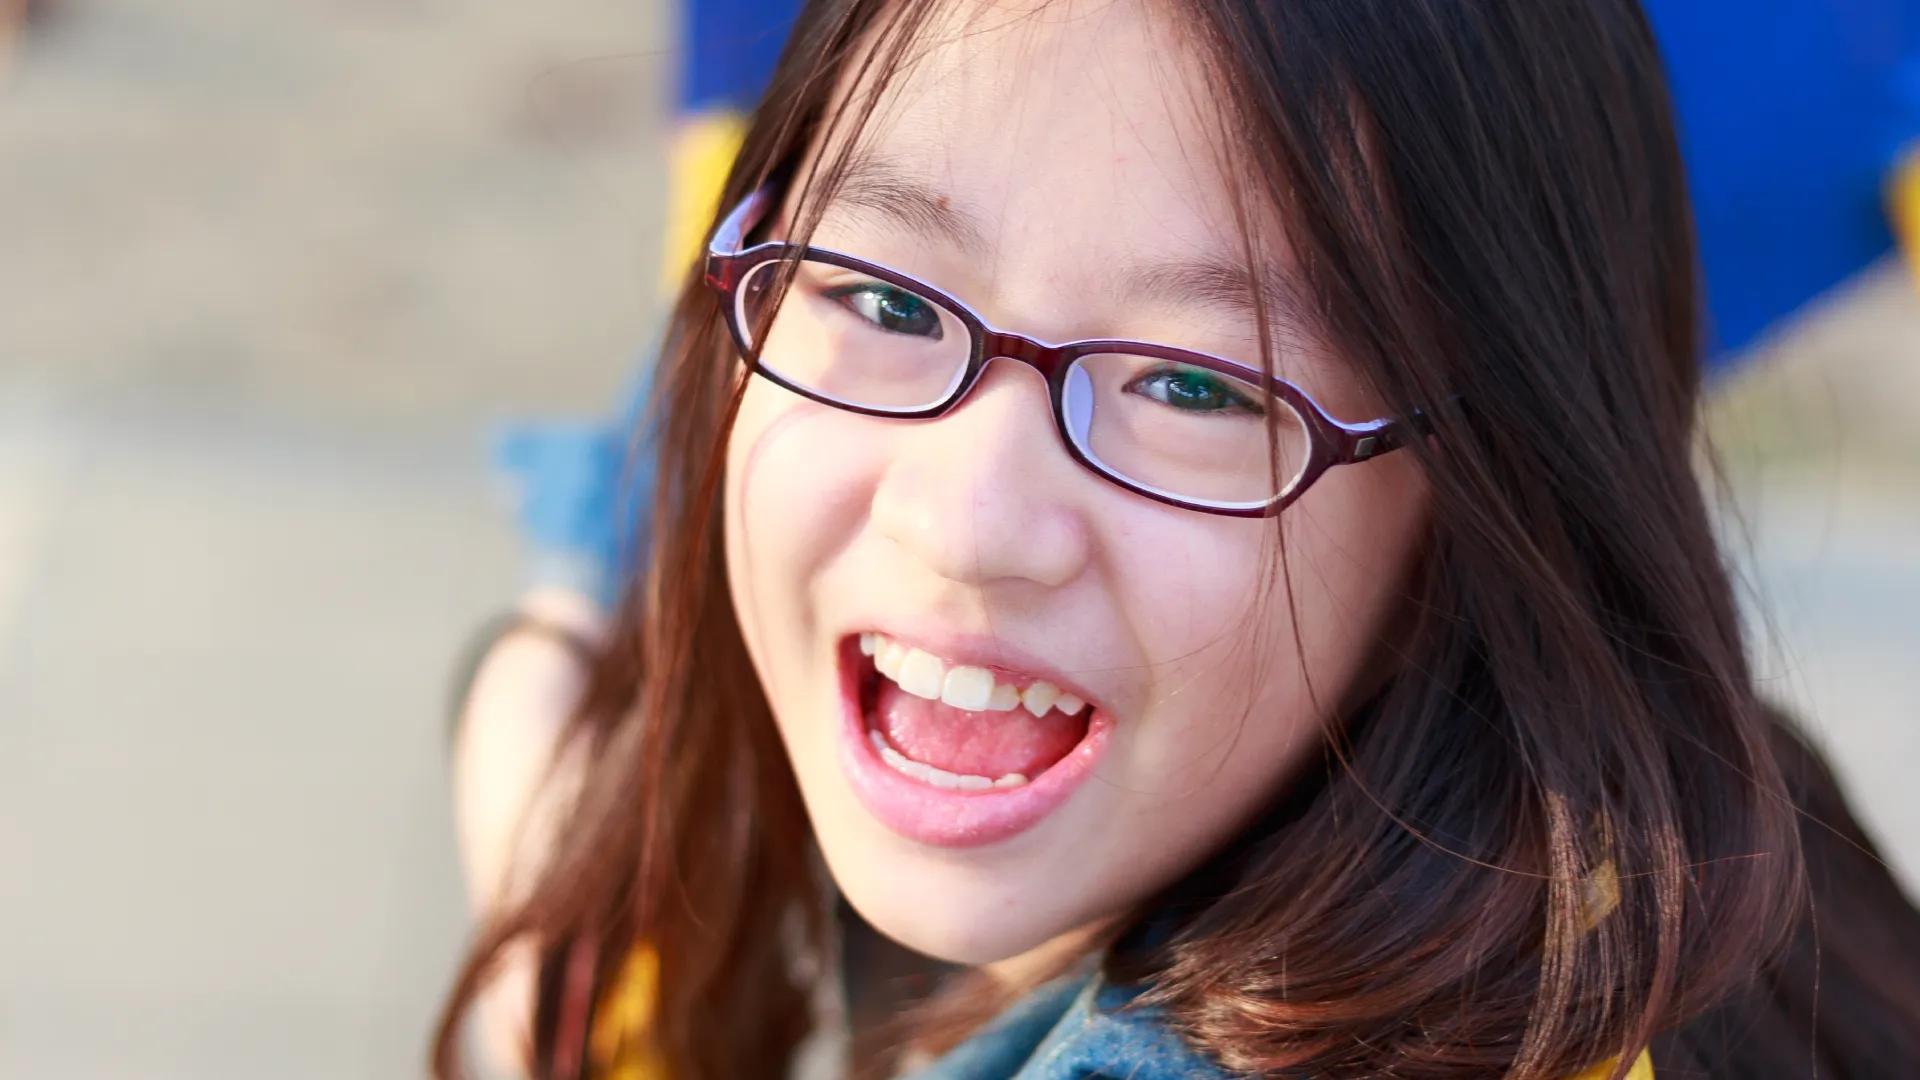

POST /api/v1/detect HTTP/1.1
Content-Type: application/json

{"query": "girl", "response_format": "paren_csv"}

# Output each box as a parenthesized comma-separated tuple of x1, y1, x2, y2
(438, 1, 1920, 1077)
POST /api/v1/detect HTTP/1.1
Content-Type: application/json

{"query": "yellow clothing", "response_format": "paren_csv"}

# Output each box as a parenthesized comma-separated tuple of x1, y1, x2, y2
(589, 946, 667, 1080)
(1571, 1050, 1657, 1080)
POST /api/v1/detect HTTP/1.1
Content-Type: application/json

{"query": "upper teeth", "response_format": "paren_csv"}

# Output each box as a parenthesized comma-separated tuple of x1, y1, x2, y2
(859, 632, 1088, 718)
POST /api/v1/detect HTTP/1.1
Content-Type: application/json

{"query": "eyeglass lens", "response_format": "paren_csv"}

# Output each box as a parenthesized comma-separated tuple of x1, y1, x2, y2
(736, 257, 1309, 505)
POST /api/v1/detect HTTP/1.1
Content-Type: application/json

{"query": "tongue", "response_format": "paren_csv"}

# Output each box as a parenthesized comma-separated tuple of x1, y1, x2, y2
(874, 680, 1087, 779)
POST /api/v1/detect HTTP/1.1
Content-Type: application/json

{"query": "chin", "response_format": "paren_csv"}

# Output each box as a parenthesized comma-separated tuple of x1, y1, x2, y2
(810, 823, 1112, 967)
(841, 877, 1059, 965)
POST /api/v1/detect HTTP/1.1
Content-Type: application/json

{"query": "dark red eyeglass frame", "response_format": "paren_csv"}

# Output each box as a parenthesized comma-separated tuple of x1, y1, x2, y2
(702, 185, 1431, 518)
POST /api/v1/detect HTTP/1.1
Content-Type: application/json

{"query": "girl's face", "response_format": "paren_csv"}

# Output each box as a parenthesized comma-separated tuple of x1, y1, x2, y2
(724, 0, 1428, 965)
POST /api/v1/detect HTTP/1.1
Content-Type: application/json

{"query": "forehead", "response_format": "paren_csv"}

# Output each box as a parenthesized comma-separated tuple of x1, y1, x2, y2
(813, 0, 1275, 288)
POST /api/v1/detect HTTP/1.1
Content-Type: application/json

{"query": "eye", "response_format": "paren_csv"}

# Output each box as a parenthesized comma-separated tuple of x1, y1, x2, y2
(823, 280, 944, 339)
(1123, 365, 1266, 415)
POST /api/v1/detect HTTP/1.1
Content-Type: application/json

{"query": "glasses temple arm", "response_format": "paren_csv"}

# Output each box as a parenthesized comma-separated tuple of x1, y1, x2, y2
(1339, 399, 1451, 463)
(708, 187, 773, 258)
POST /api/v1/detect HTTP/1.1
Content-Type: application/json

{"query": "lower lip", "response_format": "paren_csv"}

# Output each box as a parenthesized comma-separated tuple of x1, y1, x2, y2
(835, 639, 1112, 848)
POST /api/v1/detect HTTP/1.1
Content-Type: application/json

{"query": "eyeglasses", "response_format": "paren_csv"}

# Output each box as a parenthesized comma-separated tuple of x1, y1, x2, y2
(703, 186, 1429, 518)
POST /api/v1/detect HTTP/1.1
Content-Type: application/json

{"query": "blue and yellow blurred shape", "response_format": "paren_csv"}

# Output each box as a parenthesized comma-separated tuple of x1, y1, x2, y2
(1895, 142, 1920, 286)
(1644, 1, 1920, 357)
(658, 0, 798, 290)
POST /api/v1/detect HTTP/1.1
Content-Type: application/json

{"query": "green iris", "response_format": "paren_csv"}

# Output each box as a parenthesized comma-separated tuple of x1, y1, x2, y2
(1128, 365, 1263, 414)
(827, 281, 943, 339)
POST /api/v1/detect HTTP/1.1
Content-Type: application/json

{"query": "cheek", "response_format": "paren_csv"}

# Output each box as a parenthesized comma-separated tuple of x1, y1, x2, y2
(1105, 518, 1266, 671)
(724, 383, 876, 688)
(1280, 451, 1431, 687)
(1097, 519, 1286, 794)
(1103, 454, 1429, 796)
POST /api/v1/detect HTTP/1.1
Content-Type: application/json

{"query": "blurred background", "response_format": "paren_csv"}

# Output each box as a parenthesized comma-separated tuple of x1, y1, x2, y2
(0, 1, 1915, 1078)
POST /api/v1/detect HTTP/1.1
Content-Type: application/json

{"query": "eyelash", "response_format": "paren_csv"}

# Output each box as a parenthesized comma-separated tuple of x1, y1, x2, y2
(821, 281, 944, 338)
(1123, 366, 1265, 415)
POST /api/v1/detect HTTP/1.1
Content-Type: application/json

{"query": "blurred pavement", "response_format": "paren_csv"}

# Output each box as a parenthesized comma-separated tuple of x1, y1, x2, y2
(2, 1, 666, 1077)
(0, 3, 1915, 1079)
(1708, 263, 1920, 897)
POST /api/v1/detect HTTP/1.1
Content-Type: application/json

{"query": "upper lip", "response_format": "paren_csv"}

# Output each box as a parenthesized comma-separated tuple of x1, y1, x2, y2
(850, 623, 1110, 711)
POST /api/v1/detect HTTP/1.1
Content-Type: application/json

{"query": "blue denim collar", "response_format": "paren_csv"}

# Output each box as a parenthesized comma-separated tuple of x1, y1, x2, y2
(897, 963, 1235, 1080)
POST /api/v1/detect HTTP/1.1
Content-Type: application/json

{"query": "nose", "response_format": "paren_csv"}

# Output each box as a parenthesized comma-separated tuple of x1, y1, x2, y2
(869, 358, 1093, 590)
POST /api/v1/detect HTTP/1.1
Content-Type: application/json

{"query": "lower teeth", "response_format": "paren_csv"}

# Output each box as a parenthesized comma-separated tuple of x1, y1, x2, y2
(868, 729, 1028, 789)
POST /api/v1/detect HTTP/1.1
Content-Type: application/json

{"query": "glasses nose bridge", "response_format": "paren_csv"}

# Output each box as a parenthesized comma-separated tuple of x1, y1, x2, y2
(978, 328, 1073, 381)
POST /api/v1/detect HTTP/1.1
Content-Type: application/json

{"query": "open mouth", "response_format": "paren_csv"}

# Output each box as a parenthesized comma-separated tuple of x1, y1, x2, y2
(851, 631, 1094, 791)
(836, 631, 1113, 847)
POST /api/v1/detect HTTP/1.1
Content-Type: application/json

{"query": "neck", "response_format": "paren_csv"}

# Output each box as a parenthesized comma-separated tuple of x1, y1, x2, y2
(979, 919, 1113, 993)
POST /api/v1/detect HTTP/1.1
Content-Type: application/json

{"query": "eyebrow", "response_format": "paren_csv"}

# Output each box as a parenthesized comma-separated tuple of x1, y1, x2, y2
(829, 152, 1309, 325)
(833, 151, 990, 253)
(1119, 256, 1308, 327)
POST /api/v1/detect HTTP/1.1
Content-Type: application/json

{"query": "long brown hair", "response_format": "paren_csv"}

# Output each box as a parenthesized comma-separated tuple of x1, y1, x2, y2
(434, 1, 1920, 1077)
